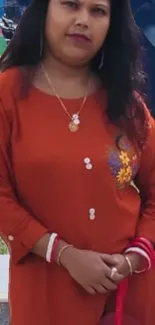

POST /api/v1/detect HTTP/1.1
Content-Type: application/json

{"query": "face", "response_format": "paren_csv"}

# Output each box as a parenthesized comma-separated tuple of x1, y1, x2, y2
(45, 0, 111, 66)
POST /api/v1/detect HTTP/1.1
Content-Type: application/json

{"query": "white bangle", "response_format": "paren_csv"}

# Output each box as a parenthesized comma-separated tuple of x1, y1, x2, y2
(124, 255, 133, 276)
(57, 244, 73, 266)
(46, 233, 58, 263)
(125, 247, 151, 273)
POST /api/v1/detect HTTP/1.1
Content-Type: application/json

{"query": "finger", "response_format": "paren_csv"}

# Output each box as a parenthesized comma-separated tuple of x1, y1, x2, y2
(100, 263, 124, 285)
(104, 265, 124, 282)
(86, 287, 96, 295)
(93, 284, 108, 294)
(100, 254, 118, 266)
(101, 277, 117, 291)
(107, 270, 125, 284)
(111, 272, 125, 284)
(102, 263, 117, 278)
(110, 267, 118, 279)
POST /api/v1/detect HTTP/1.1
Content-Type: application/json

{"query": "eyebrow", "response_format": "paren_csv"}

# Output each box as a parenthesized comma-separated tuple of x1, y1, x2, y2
(94, 1, 110, 8)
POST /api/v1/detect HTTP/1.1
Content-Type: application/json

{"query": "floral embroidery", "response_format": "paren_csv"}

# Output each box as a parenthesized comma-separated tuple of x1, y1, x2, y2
(107, 135, 139, 189)
(119, 151, 130, 165)
(116, 166, 132, 184)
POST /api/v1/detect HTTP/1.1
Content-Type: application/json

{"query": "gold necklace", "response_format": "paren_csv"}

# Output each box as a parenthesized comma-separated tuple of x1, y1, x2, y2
(41, 63, 90, 132)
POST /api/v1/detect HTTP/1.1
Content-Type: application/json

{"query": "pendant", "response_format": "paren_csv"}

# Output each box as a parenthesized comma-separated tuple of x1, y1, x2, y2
(68, 121, 79, 132)
(68, 114, 80, 132)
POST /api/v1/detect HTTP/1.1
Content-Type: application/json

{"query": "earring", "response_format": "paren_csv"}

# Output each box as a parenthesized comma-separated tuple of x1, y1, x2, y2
(40, 32, 44, 58)
(40, 23, 44, 58)
(99, 52, 104, 70)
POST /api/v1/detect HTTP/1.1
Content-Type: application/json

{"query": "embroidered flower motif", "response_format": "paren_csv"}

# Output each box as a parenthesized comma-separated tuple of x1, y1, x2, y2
(117, 166, 132, 184)
(108, 151, 121, 176)
(107, 135, 139, 189)
(119, 151, 130, 165)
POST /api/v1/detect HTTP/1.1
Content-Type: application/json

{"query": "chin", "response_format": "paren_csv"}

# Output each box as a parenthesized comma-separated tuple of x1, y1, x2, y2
(60, 46, 92, 66)
(62, 54, 91, 67)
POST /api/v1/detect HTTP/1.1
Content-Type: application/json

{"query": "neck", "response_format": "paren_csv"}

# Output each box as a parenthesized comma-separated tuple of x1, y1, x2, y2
(34, 52, 100, 99)
(42, 53, 90, 87)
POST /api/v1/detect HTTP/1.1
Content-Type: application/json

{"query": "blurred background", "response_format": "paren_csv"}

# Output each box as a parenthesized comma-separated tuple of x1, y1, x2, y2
(0, 0, 154, 114)
(131, 0, 155, 115)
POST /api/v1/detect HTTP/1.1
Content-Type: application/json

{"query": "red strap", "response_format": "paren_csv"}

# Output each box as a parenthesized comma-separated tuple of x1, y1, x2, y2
(115, 279, 129, 325)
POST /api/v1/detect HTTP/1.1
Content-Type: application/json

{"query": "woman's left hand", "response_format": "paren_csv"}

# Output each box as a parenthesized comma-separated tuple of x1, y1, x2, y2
(107, 253, 144, 280)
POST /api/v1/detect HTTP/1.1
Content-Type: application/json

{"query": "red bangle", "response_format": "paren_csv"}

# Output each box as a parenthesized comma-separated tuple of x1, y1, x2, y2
(135, 237, 154, 253)
(131, 237, 155, 264)
(50, 236, 60, 263)
(132, 237, 154, 249)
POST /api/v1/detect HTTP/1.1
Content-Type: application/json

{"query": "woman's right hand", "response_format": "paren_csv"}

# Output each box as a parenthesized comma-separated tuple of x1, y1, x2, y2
(60, 247, 124, 295)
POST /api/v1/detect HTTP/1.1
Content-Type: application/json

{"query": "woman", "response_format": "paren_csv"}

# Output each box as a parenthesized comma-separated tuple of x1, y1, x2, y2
(0, 0, 155, 324)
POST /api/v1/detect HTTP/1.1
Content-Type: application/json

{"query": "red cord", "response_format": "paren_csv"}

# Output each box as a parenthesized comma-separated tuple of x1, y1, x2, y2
(115, 279, 129, 325)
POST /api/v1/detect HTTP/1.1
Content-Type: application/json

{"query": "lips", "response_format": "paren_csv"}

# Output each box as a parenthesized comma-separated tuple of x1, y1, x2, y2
(67, 33, 91, 43)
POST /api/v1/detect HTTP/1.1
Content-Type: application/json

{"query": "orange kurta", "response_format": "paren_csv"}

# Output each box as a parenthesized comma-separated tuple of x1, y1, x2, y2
(0, 68, 155, 325)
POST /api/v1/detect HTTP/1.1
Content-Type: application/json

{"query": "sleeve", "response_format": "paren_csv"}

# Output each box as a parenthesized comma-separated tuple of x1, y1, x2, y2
(0, 100, 48, 264)
(135, 109, 155, 243)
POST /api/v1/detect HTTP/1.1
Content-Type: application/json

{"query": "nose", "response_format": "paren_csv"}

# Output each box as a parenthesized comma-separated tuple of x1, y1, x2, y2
(75, 9, 90, 27)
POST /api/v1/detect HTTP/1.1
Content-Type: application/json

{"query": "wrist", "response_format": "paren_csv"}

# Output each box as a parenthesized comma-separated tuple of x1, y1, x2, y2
(46, 236, 69, 264)
(32, 232, 75, 267)
(54, 239, 68, 263)
(125, 237, 154, 273)
(58, 245, 77, 269)
(125, 252, 146, 273)
(32, 233, 51, 259)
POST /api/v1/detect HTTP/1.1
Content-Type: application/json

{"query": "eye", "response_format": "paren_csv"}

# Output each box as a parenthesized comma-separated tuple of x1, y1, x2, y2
(91, 7, 107, 15)
(62, 1, 78, 9)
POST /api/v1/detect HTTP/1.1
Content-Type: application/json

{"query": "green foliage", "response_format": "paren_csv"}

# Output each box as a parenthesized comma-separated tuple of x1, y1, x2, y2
(0, 237, 8, 254)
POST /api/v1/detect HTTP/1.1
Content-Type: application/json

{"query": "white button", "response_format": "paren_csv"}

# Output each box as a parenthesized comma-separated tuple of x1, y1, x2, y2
(89, 208, 96, 220)
(86, 163, 93, 170)
(84, 157, 91, 164)
(89, 214, 96, 220)
(8, 235, 14, 241)
(89, 208, 95, 214)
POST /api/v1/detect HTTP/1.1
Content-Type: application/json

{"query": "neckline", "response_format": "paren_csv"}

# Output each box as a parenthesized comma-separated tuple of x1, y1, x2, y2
(30, 83, 103, 102)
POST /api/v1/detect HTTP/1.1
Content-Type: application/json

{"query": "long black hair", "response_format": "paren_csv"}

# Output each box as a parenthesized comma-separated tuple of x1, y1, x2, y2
(0, 0, 149, 149)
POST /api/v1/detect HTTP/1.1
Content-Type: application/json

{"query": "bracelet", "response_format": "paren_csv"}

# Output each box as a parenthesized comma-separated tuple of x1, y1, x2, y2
(130, 237, 155, 266)
(135, 237, 154, 254)
(50, 236, 60, 263)
(134, 267, 148, 274)
(57, 244, 73, 266)
(124, 255, 133, 276)
(125, 247, 151, 273)
(46, 233, 58, 263)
